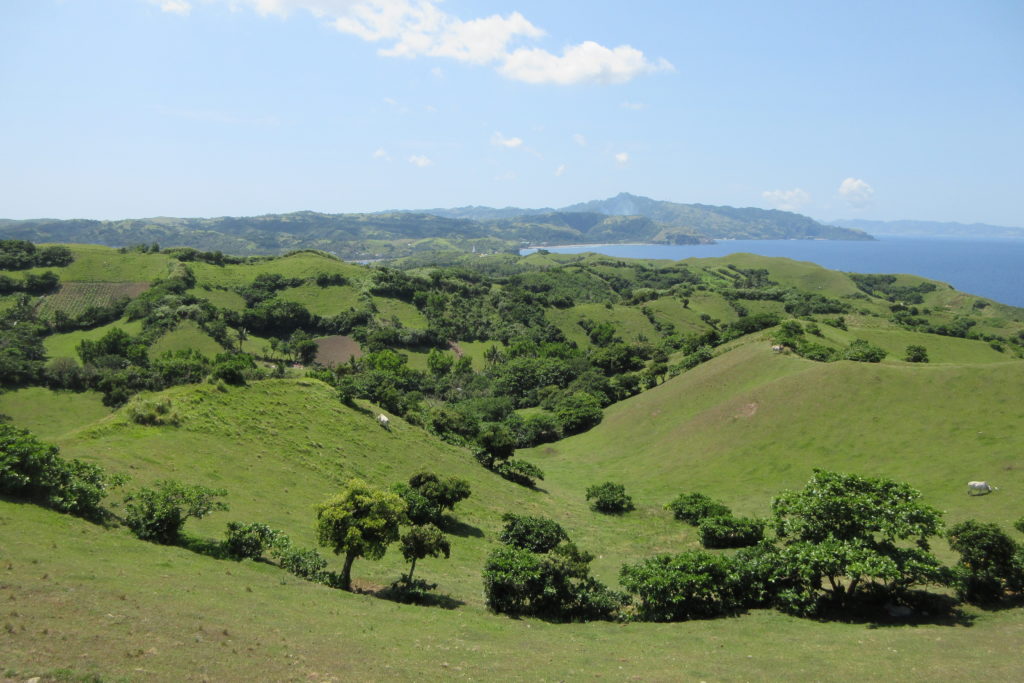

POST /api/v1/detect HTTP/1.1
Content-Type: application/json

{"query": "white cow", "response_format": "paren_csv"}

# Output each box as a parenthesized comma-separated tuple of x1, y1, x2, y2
(377, 414, 390, 430)
(967, 481, 997, 495)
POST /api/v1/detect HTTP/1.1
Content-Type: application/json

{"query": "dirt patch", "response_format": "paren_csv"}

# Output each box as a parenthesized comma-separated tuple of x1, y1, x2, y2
(314, 335, 363, 366)
(448, 341, 463, 357)
(736, 402, 759, 418)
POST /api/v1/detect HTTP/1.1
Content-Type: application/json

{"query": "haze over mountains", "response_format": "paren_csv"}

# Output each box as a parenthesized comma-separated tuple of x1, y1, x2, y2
(0, 193, 870, 260)
(830, 218, 1024, 239)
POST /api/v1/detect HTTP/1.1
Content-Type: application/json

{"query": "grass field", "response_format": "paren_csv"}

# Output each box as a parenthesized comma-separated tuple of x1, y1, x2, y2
(0, 387, 110, 439)
(278, 284, 363, 317)
(20, 244, 173, 283)
(189, 252, 369, 289)
(149, 320, 225, 358)
(43, 318, 145, 361)
(186, 286, 246, 312)
(3, 350, 1024, 679)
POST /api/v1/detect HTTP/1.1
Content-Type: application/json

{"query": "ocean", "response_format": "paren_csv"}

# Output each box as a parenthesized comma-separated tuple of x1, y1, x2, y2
(522, 236, 1024, 308)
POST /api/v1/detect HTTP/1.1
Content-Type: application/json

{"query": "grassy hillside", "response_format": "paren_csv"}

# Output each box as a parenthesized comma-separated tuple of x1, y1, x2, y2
(4, 343, 1024, 680)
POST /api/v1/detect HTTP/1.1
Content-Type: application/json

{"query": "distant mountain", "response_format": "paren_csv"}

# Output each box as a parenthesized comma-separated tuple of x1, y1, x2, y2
(0, 194, 870, 260)
(831, 218, 1024, 239)
(561, 193, 872, 241)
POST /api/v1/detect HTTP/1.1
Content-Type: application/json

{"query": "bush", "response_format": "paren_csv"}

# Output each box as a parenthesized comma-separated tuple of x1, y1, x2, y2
(0, 424, 116, 521)
(125, 396, 180, 426)
(731, 542, 820, 616)
(697, 516, 765, 549)
(124, 480, 228, 545)
(665, 492, 731, 525)
(494, 458, 544, 488)
(947, 520, 1023, 603)
(843, 339, 887, 363)
(482, 543, 623, 621)
(554, 392, 603, 435)
(269, 538, 329, 580)
(904, 345, 929, 363)
(619, 551, 741, 622)
(585, 482, 635, 514)
(499, 513, 568, 553)
(224, 521, 280, 560)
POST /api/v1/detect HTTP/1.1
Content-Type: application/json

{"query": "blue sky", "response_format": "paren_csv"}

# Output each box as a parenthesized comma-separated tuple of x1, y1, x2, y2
(1, 0, 1022, 225)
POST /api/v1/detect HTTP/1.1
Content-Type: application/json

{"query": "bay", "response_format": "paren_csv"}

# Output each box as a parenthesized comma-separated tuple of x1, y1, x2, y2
(523, 236, 1024, 308)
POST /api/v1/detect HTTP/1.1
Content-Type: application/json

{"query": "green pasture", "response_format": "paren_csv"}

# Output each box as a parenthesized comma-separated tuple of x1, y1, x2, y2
(186, 286, 246, 312)
(189, 252, 368, 289)
(149, 320, 224, 358)
(43, 318, 144, 361)
(0, 387, 110, 439)
(278, 284, 363, 317)
(546, 303, 662, 347)
(19, 244, 172, 282)
(373, 296, 429, 328)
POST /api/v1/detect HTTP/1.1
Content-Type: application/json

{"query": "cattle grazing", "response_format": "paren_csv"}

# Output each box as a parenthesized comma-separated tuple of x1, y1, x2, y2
(966, 481, 997, 495)
(377, 414, 390, 430)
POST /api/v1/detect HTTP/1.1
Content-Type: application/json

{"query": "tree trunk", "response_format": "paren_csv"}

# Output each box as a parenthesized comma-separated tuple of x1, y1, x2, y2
(407, 557, 418, 584)
(340, 552, 356, 591)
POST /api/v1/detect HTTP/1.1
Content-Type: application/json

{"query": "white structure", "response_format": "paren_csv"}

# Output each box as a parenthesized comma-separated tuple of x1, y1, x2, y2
(966, 481, 996, 495)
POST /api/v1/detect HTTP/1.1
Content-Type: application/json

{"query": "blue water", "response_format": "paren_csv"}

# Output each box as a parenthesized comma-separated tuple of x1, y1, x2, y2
(522, 236, 1024, 308)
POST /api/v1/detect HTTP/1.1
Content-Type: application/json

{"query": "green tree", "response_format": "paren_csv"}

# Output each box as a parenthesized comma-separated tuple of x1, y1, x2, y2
(554, 392, 603, 435)
(585, 482, 635, 514)
(665, 492, 731, 525)
(399, 524, 450, 582)
(904, 345, 929, 363)
(315, 479, 407, 591)
(124, 480, 229, 545)
(947, 520, 1023, 602)
(771, 469, 944, 607)
(619, 551, 741, 622)
(499, 513, 569, 553)
(0, 424, 116, 520)
(426, 347, 455, 377)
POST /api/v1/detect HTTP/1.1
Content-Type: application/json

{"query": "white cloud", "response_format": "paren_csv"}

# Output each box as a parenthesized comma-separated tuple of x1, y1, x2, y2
(408, 154, 432, 167)
(153, 0, 191, 15)
(500, 42, 673, 85)
(372, 148, 391, 161)
(491, 132, 523, 149)
(838, 177, 874, 208)
(620, 101, 646, 110)
(572, 133, 587, 147)
(200, 1, 670, 85)
(555, 164, 566, 177)
(762, 188, 811, 212)
(614, 152, 629, 165)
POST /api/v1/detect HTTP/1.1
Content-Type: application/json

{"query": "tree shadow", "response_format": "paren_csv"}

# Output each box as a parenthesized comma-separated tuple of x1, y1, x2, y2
(814, 592, 976, 628)
(375, 579, 466, 610)
(179, 534, 232, 561)
(439, 515, 484, 538)
(968, 593, 1024, 613)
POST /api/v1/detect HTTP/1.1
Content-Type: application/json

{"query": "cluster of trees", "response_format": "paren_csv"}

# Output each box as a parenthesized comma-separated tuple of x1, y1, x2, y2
(486, 470, 1024, 623)
(773, 320, 888, 363)
(0, 240, 73, 270)
(482, 513, 625, 621)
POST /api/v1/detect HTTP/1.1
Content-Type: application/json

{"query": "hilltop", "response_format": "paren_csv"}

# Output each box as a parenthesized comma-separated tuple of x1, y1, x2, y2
(0, 194, 870, 261)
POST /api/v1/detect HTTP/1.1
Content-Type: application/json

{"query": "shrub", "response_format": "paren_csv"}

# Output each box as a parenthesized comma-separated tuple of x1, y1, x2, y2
(224, 521, 280, 560)
(697, 516, 765, 549)
(554, 392, 603, 435)
(124, 480, 228, 545)
(0, 424, 117, 521)
(947, 520, 1023, 603)
(125, 396, 180, 426)
(904, 345, 929, 363)
(730, 542, 820, 616)
(665, 492, 731, 525)
(269, 538, 329, 580)
(1015, 517, 1024, 535)
(585, 482, 635, 514)
(499, 513, 568, 553)
(843, 339, 887, 363)
(482, 542, 623, 621)
(494, 458, 544, 488)
(619, 551, 741, 622)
